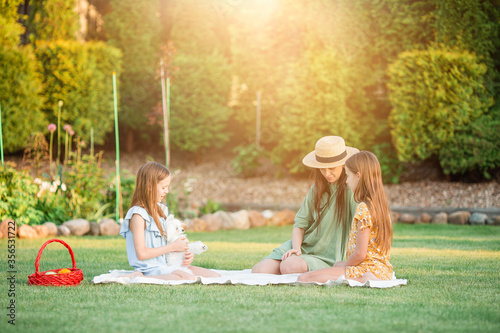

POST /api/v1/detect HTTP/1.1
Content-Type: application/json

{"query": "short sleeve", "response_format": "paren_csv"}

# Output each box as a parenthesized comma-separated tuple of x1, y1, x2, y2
(120, 206, 162, 238)
(354, 202, 372, 232)
(293, 185, 316, 229)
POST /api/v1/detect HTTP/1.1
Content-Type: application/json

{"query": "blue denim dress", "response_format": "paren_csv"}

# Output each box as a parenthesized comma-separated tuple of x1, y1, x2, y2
(119, 204, 177, 276)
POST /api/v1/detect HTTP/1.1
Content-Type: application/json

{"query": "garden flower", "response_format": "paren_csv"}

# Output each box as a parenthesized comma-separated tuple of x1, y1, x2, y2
(63, 125, 72, 163)
(34, 178, 42, 185)
(48, 124, 57, 169)
(184, 177, 196, 193)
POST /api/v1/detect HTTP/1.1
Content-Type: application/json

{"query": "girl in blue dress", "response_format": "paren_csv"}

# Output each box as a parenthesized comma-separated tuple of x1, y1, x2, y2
(119, 161, 220, 280)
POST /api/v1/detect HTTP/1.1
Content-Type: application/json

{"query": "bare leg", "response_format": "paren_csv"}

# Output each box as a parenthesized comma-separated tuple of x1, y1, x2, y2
(351, 271, 381, 283)
(280, 256, 308, 274)
(252, 259, 281, 274)
(122, 271, 144, 279)
(297, 266, 345, 283)
(154, 270, 196, 281)
(188, 266, 221, 277)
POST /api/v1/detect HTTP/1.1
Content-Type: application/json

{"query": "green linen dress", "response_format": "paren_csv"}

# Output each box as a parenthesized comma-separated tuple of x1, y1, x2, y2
(263, 184, 358, 271)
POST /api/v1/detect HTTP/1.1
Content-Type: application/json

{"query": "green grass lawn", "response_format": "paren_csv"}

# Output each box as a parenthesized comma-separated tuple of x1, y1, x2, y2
(1, 224, 499, 333)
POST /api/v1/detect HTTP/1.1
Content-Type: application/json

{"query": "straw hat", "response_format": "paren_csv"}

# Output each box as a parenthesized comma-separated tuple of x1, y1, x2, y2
(302, 136, 359, 169)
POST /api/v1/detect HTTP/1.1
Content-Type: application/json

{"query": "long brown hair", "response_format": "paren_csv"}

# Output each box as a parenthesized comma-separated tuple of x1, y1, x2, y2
(345, 151, 392, 254)
(313, 168, 348, 229)
(130, 161, 170, 237)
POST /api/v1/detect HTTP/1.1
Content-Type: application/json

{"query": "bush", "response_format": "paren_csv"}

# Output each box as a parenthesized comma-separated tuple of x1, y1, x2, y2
(273, 48, 375, 173)
(439, 105, 500, 179)
(231, 143, 263, 178)
(63, 150, 109, 221)
(106, 170, 136, 216)
(0, 0, 25, 47)
(170, 52, 232, 153)
(35, 40, 122, 145)
(26, 0, 78, 42)
(0, 46, 45, 153)
(105, 0, 162, 136)
(387, 45, 493, 163)
(33, 177, 71, 224)
(0, 163, 43, 225)
(372, 142, 404, 184)
(434, 0, 499, 69)
(198, 199, 223, 216)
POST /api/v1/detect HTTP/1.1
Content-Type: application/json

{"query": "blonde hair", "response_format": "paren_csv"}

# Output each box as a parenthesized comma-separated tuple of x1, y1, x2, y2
(130, 162, 170, 237)
(345, 151, 392, 254)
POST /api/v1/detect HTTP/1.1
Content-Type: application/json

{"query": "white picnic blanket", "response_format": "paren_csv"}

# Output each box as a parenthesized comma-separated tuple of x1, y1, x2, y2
(92, 269, 407, 288)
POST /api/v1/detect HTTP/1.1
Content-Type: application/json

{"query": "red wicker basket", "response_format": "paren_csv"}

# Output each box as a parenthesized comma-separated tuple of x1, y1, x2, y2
(28, 239, 83, 286)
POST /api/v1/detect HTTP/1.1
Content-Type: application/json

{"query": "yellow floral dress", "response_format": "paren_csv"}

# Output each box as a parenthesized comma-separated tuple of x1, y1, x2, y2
(345, 202, 393, 280)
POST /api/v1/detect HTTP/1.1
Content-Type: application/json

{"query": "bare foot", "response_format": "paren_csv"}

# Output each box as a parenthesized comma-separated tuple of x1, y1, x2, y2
(352, 272, 381, 283)
(122, 271, 144, 279)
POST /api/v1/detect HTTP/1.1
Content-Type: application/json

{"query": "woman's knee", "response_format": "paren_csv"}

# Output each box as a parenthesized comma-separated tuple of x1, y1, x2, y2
(280, 257, 308, 274)
(252, 259, 280, 274)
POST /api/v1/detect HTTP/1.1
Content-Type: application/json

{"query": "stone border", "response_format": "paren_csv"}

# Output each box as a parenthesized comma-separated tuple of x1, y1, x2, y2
(221, 202, 500, 218)
(2, 205, 499, 239)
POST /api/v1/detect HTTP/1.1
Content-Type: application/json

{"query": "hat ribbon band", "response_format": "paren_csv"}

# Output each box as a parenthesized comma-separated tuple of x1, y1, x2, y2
(315, 150, 347, 163)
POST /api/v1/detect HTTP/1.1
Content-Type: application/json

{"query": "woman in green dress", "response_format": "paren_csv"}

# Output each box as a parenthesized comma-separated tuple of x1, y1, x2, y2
(251, 136, 359, 274)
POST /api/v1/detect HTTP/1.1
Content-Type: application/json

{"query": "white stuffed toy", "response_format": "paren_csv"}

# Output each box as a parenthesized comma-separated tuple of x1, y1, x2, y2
(164, 215, 208, 270)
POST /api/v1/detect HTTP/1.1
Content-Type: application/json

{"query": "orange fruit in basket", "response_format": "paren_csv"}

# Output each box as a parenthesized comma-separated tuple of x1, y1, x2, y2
(58, 268, 71, 274)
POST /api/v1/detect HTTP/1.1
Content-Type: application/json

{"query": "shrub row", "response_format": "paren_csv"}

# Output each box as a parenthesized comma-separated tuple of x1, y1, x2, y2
(0, 41, 122, 153)
(388, 45, 496, 178)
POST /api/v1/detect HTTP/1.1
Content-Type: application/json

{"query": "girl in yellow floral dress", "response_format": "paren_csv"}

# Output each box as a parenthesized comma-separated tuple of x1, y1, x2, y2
(298, 151, 393, 283)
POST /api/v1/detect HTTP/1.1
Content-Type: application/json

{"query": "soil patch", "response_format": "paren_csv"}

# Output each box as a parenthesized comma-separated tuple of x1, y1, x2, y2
(100, 149, 500, 209)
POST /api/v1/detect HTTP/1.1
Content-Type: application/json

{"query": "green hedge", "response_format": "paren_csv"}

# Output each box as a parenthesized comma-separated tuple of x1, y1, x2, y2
(387, 45, 493, 163)
(105, 0, 162, 131)
(0, 46, 45, 152)
(0, 163, 43, 225)
(35, 41, 122, 144)
(26, 0, 78, 42)
(273, 48, 375, 173)
(170, 52, 232, 153)
(439, 106, 500, 178)
(0, 0, 25, 47)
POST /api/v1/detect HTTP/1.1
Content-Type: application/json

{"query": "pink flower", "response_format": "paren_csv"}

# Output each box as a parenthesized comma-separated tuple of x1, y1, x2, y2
(48, 123, 56, 133)
(63, 124, 72, 132)
(69, 129, 75, 136)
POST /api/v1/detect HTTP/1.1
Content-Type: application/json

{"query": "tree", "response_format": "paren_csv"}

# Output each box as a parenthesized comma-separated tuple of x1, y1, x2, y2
(26, 0, 79, 42)
(0, 46, 45, 152)
(0, 0, 25, 47)
(169, 52, 232, 156)
(105, 0, 162, 150)
(387, 45, 493, 162)
(274, 48, 372, 173)
(35, 41, 122, 145)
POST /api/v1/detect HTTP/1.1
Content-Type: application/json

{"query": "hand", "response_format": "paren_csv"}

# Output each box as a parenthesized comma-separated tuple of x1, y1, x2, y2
(282, 249, 301, 261)
(183, 251, 194, 266)
(170, 237, 188, 252)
